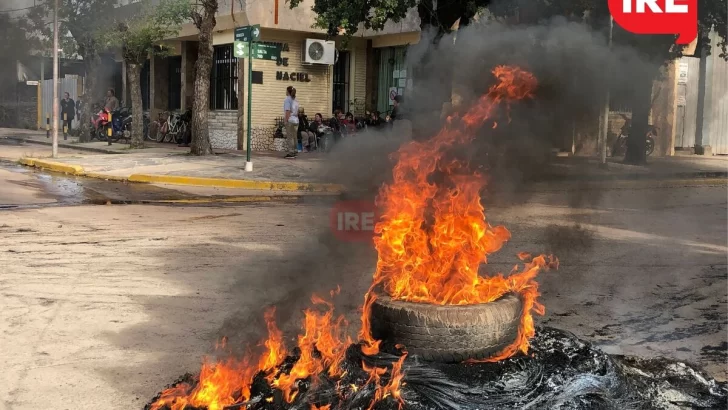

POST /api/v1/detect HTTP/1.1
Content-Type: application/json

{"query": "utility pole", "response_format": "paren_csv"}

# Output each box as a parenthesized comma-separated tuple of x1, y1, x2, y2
(51, 0, 59, 158)
(599, 16, 613, 166)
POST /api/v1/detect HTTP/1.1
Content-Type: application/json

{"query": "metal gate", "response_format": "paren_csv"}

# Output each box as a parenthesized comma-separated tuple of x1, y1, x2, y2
(41, 75, 80, 126)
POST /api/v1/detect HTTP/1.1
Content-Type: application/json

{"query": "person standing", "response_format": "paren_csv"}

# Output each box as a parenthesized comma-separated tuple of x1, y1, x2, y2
(60, 92, 75, 137)
(284, 86, 300, 159)
(387, 95, 403, 126)
(104, 88, 119, 112)
(94, 89, 119, 128)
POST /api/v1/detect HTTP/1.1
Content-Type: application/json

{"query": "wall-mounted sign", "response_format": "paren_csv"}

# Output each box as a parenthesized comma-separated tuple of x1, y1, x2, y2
(678, 61, 689, 85)
(276, 71, 311, 82)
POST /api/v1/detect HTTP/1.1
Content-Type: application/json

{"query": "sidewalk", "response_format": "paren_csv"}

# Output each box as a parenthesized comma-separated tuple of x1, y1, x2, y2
(0, 128, 191, 155)
(2, 128, 725, 193)
(542, 156, 728, 181)
(1, 128, 342, 193)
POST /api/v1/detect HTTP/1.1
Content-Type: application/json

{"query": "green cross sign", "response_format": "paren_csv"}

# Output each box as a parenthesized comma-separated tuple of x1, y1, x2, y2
(234, 24, 260, 42)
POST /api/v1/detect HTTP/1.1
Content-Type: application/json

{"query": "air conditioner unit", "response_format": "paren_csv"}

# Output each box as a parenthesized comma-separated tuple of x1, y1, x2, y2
(302, 39, 336, 65)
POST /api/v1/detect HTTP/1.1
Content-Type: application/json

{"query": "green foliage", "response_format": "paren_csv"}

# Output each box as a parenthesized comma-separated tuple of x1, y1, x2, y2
(26, 0, 119, 58)
(289, 0, 481, 36)
(100, 0, 191, 65)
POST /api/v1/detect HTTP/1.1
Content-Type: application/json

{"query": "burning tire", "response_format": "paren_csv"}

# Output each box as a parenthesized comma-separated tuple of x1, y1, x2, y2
(369, 293, 522, 363)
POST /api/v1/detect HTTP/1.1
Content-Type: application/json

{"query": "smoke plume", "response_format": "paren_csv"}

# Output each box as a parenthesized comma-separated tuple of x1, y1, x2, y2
(216, 16, 662, 349)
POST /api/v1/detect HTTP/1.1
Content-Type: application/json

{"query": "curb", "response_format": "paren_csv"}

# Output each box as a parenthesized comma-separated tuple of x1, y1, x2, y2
(6, 136, 125, 155)
(18, 157, 344, 193)
(143, 196, 305, 204)
(18, 158, 85, 175)
(127, 174, 344, 193)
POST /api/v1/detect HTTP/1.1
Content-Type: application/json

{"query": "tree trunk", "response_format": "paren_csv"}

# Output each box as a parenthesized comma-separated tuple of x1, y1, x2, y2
(624, 70, 656, 164)
(78, 54, 100, 143)
(190, 2, 217, 156)
(128, 62, 144, 149)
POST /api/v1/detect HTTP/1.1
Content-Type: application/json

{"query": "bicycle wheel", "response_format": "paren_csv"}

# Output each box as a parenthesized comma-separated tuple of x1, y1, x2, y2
(646, 136, 655, 156)
(147, 122, 158, 141)
(165, 128, 176, 143)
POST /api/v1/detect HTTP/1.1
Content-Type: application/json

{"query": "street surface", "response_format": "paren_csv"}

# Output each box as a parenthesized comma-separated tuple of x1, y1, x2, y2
(0, 164, 726, 409)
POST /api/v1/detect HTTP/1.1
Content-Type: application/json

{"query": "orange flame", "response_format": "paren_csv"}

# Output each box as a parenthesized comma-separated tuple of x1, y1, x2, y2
(362, 65, 555, 359)
(151, 65, 554, 410)
(267, 293, 351, 402)
(150, 291, 353, 409)
(259, 307, 287, 372)
(362, 351, 407, 410)
(149, 355, 258, 410)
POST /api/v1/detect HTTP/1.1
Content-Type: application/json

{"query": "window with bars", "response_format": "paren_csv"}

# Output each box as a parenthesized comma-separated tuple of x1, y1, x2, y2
(210, 44, 239, 110)
(332, 50, 350, 114)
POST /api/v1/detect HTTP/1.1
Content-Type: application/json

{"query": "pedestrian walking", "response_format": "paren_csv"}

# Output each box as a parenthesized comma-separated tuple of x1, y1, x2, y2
(60, 92, 75, 136)
(284, 86, 300, 159)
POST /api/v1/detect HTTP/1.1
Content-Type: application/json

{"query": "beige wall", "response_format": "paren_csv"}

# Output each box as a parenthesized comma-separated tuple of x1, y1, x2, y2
(356, 8, 421, 37)
(243, 29, 332, 128)
(177, 0, 327, 39)
(174, 0, 420, 43)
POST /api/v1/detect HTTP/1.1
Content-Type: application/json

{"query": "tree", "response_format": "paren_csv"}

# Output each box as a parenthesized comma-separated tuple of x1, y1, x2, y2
(188, 0, 219, 156)
(100, 0, 190, 149)
(27, 0, 119, 143)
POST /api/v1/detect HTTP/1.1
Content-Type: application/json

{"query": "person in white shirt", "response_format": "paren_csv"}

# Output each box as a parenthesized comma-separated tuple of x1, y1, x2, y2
(284, 87, 300, 159)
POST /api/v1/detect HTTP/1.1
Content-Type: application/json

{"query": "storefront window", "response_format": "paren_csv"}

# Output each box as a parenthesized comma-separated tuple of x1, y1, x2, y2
(376, 46, 407, 115)
(332, 50, 350, 113)
(210, 44, 238, 110)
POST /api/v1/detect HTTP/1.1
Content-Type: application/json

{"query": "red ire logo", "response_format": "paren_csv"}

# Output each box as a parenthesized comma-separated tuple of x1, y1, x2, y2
(609, 0, 697, 45)
(330, 200, 378, 242)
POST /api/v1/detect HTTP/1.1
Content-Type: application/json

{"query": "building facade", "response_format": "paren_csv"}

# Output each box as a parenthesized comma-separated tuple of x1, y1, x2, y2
(132, 0, 422, 150)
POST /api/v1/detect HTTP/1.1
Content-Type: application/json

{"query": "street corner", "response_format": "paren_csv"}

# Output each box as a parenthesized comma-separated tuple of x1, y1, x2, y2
(329, 199, 379, 242)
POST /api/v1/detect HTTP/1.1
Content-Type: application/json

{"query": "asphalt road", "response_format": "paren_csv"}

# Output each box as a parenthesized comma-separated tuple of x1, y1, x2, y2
(0, 167, 726, 410)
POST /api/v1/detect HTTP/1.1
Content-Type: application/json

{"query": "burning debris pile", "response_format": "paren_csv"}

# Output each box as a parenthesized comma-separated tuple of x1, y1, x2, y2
(145, 66, 726, 410)
(146, 325, 727, 410)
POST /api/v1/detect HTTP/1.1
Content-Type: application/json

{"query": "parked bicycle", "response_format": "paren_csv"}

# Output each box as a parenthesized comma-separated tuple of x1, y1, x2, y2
(146, 110, 191, 144)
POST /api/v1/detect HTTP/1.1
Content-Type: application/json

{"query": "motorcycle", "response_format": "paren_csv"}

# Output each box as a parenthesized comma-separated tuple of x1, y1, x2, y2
(612, 124, 656, 157)
(90, 107, 132, 143)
